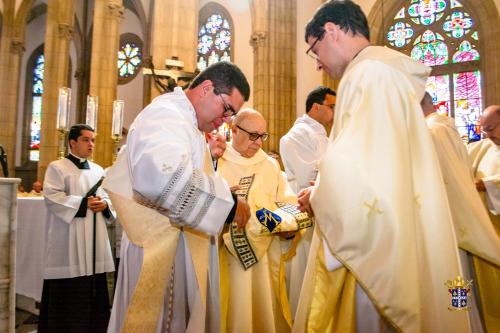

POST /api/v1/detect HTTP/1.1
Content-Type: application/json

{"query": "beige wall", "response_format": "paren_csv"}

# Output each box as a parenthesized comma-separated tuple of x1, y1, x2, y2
(296, 0, 323, 118)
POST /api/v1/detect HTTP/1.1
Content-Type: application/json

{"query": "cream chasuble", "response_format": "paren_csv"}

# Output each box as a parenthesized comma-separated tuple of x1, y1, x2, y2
(467, 139, 500, 332)
(426, 113, 500, 265)
(104, 88, 234, 333)
(294, 46, 470, 333)
(218, 145, 305, 333)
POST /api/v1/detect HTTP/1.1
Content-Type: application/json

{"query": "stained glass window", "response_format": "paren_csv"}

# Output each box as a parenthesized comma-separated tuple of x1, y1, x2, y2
(117, 33, 143, 84)
(197, 10, 232, 71)
(385, 0, 482, 142)
(410, 30, 448, 66)
(452, 41, 479, 63)
(30, 54, 44, 161)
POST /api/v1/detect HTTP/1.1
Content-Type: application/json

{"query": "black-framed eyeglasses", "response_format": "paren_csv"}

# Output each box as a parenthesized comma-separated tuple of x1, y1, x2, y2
(236, 125, 269, 142)
(218, 94, 237, 117)
(306, 28, 326, 61)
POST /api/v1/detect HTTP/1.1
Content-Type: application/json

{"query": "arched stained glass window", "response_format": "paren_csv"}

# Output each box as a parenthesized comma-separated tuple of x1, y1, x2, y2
(30, 53, 44, 161)
(197, 4, 233, 72)
(385, 0, 482, 142)
(117, 33, 143, 84)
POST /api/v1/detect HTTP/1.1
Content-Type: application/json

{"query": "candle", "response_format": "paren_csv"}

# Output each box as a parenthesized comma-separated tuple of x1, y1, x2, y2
(112, 100, 125, 138)
(57, 87, 71, 130)
(86, 95, 98, 132)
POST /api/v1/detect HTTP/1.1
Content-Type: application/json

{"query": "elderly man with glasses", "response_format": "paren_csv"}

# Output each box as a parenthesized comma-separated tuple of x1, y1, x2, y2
(217, 109, 311, 333)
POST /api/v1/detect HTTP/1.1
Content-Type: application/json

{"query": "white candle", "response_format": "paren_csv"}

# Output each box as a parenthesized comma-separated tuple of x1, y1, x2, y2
(85, 95, 98, 131)
(57, 87, 71, 130)
(112, 100, 125, 138)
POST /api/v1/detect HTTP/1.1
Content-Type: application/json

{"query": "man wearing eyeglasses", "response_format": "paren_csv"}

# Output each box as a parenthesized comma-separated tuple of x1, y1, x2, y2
(105, 62, 251, 333)
(279, 86, 335, 316)
(294, 1, 470, 333)
(217, 109, 309, 332)
(280, 86, 336, 194)
(467, 104, 500, 333)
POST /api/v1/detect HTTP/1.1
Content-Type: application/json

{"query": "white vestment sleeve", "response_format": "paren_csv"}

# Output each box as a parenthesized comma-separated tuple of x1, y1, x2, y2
(43, 163, 84, 224)
(483, 175, 500, 215)
(127, 105, 233, 235)
(280, 135, 320, 193)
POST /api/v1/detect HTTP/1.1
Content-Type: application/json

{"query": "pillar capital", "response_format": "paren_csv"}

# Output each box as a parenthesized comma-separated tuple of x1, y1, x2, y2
(10, 39, 25, 55)
(58, 23, 74, 40)
(108, 3, 125, 21)
(250, 31, 267, 49)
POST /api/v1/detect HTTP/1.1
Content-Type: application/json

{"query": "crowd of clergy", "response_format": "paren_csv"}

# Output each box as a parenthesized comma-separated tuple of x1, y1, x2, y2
(30, 1, 498, 332)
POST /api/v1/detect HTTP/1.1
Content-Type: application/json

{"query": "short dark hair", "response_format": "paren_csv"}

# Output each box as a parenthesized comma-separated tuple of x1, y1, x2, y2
(189, 61, 250, 101)
(68, 124, 94, 143)
(306, 86, 336, 113)
(305, 0, 370, 42)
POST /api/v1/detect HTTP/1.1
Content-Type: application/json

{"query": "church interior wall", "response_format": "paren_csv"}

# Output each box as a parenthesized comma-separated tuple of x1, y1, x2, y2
(117, 7, 144, 130)
(198, 0, 254, 109)
(296, 0, 323, 118)
(15, 9, 45, 167)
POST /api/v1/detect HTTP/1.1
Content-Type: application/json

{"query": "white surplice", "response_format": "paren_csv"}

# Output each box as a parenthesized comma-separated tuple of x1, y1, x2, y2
(218, 145, 299, 333)
(43, 157, 115, 279)
(105, 87, 234, 333)
(294, 46, 470, 333)
(280, 114, 329, 194)
(279, 114, 328, 316)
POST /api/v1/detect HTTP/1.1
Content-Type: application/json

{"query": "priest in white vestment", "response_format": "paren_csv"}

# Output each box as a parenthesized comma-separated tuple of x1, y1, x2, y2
(467, 105, 500, 332)
(218, 109, 311, 333)
(280, 86, 336, 315)
(422, 93, 500, 332)
(280, 86, 336, 194)
(105, 62, 251, 333)
(39, 124, 115, 333)
(293, 2, 471, 332)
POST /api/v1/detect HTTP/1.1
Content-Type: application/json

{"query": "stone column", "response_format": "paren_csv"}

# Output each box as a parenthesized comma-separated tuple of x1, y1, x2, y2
(323, 72, 339, 92)
(251, 0, 296, 153)
(37, 0, 76, 180)
(149, 0, 198, 100)
(0, 178, 20, 333)
(89, 0, 123, 167)
(0, 1, 27, 177)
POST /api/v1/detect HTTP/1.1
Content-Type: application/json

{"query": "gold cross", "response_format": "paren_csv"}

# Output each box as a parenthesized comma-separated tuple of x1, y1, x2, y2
(363, 198, 384, 219)
(458, 227, 467, 238)
(414, 194, 421, 208)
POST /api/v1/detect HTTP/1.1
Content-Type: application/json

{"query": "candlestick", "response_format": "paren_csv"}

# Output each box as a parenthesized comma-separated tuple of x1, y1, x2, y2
(111, 100, 125, 161)
(56, 87, 71, 159)
(85, 95, 98, 132)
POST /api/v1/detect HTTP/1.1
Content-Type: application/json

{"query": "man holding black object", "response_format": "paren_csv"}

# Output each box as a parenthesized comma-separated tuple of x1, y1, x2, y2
(38, 124, 115, 333)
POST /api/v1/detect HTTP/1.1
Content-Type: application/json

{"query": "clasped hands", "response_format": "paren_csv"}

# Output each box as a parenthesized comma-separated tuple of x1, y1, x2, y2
(87, 195, 108, 213)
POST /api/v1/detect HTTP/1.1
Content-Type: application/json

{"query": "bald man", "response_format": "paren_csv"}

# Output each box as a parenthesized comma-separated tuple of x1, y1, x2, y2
(217, 109, 309, 333)
(467, 105, 500, 332)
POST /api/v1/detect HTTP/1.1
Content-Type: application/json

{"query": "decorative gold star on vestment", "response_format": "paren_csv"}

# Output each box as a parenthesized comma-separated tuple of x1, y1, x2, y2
(413, 194, 421, 208)
(458, 227, 468, 238)
(363, 198, 384, 219)
(162, 163, 173, 173)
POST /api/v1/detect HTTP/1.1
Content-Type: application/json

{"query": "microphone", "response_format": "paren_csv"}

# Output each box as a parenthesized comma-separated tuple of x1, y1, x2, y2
(0, 145, 9, 177)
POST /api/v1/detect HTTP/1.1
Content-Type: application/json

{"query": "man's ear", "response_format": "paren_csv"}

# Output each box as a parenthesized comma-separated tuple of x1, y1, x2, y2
(200, 80, 213, 96)
(323, 22, 338, 40)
